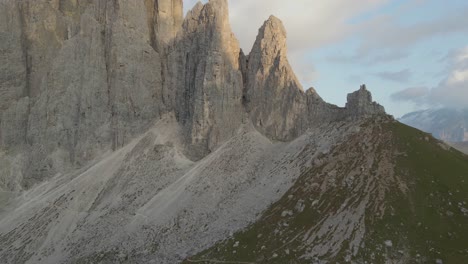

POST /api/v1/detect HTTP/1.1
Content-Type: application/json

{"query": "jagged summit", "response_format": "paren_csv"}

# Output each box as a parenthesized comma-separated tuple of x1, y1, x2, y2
(255, 15, 289, 58)
(0, 0, 386, 190)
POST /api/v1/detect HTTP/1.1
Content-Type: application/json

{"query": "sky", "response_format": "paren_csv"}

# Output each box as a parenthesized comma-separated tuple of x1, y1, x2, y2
(183, 0, 468, 117)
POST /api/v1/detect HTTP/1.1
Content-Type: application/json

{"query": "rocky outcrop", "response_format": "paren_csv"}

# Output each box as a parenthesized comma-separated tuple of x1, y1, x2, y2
(346, 85, 386, 118)
(167, 0, 245, 159)
(243, 16, 307, 140)
(243, 16, 385, 141)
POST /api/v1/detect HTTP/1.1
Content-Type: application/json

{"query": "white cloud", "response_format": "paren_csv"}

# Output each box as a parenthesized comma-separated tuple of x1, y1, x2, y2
(226, 0, 389, 53)
(454, 46, 468, 63)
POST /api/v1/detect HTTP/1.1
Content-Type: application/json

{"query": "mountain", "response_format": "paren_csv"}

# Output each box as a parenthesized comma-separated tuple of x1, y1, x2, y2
(449, 142, 468, 154)
(0, 1, 467, 263)
(399, 108, 468, 143)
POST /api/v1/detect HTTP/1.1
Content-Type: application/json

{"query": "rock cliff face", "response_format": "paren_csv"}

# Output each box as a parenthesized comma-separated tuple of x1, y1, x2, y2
(243, 15, 308, 141)
(167, 0, 245, 159)
(0, 0, 183, 188)
(0, 0, 385, 189)
(242, 16, 383, 141)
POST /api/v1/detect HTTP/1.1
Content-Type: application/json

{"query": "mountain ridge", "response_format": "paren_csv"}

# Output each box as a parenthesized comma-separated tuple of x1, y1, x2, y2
(0, 0, 385, 191)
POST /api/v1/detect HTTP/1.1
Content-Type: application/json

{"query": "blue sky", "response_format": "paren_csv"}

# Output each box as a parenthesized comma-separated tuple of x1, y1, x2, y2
(184, 0, 468, 117)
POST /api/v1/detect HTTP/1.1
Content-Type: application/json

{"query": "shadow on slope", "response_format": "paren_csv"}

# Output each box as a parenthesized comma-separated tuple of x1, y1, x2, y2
(0, 114, 362, 264)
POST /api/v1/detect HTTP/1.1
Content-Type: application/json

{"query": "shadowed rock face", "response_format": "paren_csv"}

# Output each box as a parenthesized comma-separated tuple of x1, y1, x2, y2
(0, 0, 385, 189)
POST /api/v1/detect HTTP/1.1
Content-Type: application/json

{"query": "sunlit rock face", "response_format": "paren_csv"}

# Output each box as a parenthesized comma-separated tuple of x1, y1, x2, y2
(166, 0, 246, 160)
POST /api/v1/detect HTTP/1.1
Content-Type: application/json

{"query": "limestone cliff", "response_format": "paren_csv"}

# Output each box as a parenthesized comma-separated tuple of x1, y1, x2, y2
(0, 0, 182, 188)
(0, 0, 385, 189)
(243, 15, 308, 141)
(243, 16, 384, 141)
(167, 0, 245, 159)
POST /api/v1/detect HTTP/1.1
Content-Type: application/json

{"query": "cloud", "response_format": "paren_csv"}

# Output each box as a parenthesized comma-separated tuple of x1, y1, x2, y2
(224, 0, 390, 53)
(391, 46, 468, 109)
(328, 5, 468, 65)
(359, 9, 468, 53)
(374, 69, 412, 83)
(182, 0, 391, 87)
(391, 87, 429, 103)
(328, 50, 409, 65)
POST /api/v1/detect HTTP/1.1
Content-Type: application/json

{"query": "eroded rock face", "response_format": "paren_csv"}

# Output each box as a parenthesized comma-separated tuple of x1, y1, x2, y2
(0, 0, 184, 188)
(0, 0, 386, 189)
(167, 0, 245, 159)
(346, 85, 386, 118)
(243, 16, 307, 140)
(152, 0, 183, 46)
(243, 16, 385, 141)
(0, 0, 26, 112)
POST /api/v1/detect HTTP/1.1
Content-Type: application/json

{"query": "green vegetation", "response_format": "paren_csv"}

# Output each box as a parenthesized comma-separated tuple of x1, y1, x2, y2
(184, 121, 468, 264)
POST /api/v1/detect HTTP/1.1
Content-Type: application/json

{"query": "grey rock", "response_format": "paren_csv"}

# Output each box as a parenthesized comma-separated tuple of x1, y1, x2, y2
(152, 0, 183, 47)
(167, 0, 245, 159)
(243, 15, 308, 141)
(0, 0, 180, 187)
(243, 16, 385, 141)
(345, 85, 386, 118)
(1, 97, 29, 148)
(0, 0, 26, 112)
(0, 0, 386, 189)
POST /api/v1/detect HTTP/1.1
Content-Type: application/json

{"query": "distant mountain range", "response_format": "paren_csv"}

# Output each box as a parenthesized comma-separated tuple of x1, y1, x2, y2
(399, 108, 468, 143)
(449, 142, 468, 154)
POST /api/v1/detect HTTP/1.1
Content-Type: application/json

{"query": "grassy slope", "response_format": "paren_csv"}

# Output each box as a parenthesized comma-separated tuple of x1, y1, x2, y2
(184, 121, 468, 264)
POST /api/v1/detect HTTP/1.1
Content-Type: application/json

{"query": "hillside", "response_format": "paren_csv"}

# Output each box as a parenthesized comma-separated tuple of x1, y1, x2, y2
(186, 122, 468, 263)
(0, 115, 368, 263)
